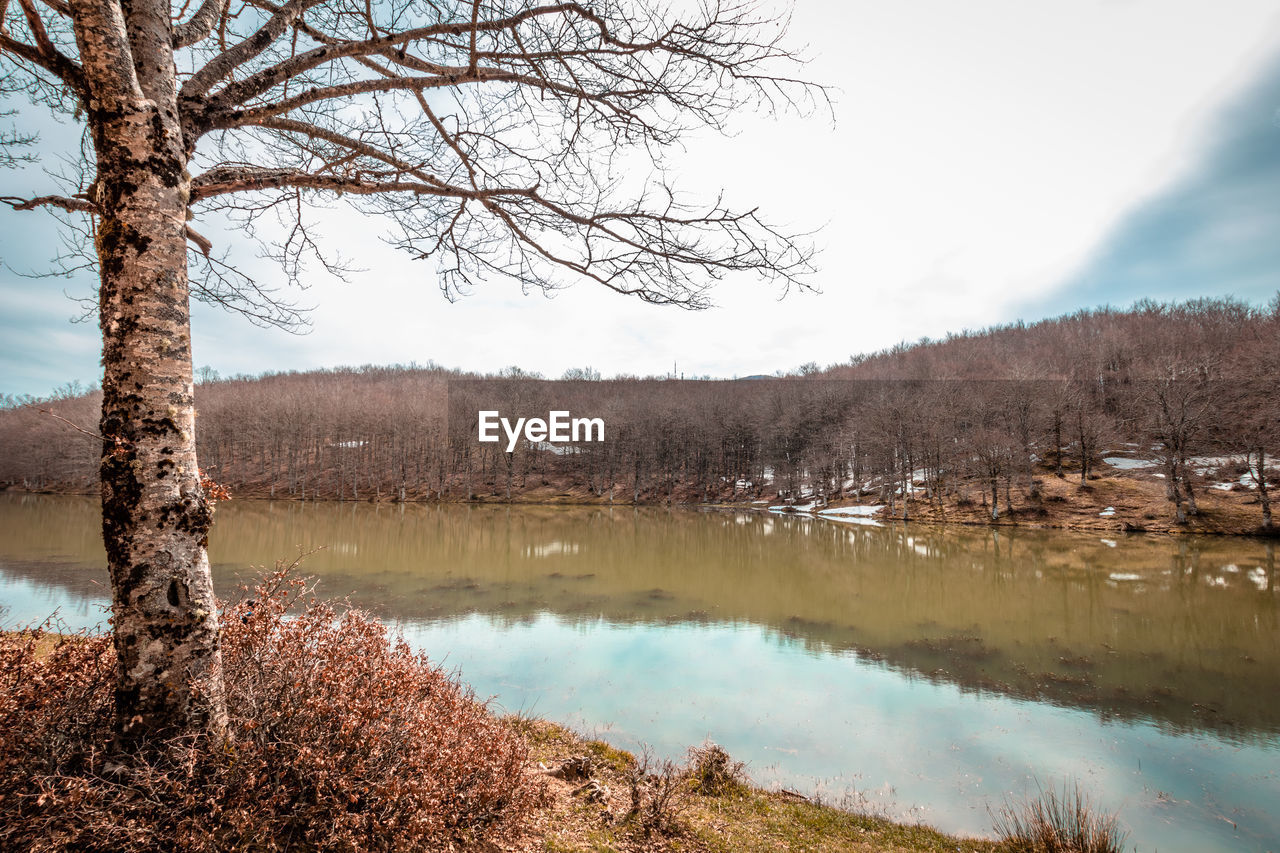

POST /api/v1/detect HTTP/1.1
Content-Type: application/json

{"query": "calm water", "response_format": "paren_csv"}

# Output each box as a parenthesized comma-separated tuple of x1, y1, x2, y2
(1, 494, 1277, 851)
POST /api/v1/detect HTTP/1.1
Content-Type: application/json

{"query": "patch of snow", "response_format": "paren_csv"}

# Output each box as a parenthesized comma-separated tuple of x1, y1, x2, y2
(534, 440, 574, 455)
(1188, 455, 1238, 475)
(1100, 539, 1117, 548)
(1098, 507, 1116, 517)
(817, 505, 884, 518)
(1153, 473, 1166, 479)
(1210, 482, 1233, 491)
(1109, 572, 1141, 581)
(1103, 457, 1156, 470)
(768, 502, 817, 514)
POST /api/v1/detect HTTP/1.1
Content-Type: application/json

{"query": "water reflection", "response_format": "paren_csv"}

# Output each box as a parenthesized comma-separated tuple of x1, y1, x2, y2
(1, 494, 1278, 851)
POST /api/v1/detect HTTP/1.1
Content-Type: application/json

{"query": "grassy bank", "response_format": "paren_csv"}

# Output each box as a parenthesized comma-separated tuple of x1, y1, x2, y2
(6, 628, 1128, 852)
(506, 719, 1003, 853)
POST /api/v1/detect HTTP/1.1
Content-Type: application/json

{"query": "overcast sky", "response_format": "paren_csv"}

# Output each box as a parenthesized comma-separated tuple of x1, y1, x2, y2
(4, 0, 1280, 397)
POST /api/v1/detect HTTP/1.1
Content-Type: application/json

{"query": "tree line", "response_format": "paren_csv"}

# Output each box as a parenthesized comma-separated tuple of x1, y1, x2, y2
(2, 297, 1277, 529)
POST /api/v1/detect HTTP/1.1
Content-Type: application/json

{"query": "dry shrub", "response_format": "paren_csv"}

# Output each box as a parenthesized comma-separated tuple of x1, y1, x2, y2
(625, 747, 694, 838)
(0, 565, 544, 852)
(686, 741, 746, 796)
(993, 782, 1128, 853)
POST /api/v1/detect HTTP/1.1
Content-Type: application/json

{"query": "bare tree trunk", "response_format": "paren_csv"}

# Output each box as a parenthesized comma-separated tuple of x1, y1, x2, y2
(1165, 457, 1187, 523)
(1053, 410, 1063, 478)
(73, 0, 226, 742)
(1180, 457, 1199, 516)
(1255, 447, 1272, 528)
(1077, 417, 1091, 484)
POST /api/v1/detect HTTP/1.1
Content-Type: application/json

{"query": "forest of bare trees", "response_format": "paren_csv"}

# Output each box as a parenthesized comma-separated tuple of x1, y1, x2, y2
(3, 296, 1277, 529)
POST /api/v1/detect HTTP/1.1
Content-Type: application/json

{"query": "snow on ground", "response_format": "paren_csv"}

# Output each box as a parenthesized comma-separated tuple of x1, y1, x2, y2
(1098, 507, 1116, 517)
(768, 501, 819, 513)
(1102, 452, 1277, 482)
(816, 504, 885, 527)
(533, 440, 574, 455)
(1103, 456, 1157, 470)
(766, 502, 886, 528)
(817, 505, 884, 518)
(1188, 455, 1237, 474)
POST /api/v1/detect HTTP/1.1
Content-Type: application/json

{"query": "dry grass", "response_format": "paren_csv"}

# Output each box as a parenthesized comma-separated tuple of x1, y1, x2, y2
(992, 783, 1128, 853)
(686, 742, 746, 797)
(515, 720, 1002, 853)
(1, 606, 1131, 853)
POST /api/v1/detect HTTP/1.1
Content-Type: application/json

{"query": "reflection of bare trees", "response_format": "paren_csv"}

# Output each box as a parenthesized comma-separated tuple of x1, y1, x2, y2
(5, 496, 1277, 738)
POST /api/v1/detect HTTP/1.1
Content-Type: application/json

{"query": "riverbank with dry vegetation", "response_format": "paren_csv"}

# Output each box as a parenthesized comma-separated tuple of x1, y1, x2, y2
(498, 719, 1022, 853)
(3, 580, 1127, 853)
(6, 455, 1275, 539)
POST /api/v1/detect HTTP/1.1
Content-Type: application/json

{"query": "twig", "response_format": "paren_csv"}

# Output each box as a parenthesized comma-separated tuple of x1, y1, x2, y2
(38, 408, 103, 442)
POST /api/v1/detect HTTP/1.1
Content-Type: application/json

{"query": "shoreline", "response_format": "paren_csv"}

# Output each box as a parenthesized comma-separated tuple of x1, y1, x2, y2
(0, 630, 1013, 852)
(6, 473, 1276, 539)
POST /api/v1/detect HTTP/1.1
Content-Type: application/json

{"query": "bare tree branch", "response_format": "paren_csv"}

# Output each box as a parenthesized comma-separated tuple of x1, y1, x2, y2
(9, 0, 823, 318)
(1, 192, 94, 212)
(173, 0, 228, 49)
(180, 0, 327, 98)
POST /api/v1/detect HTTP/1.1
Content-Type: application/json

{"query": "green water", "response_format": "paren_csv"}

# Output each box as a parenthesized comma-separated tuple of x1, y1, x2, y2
(1, 494, 1277, 851)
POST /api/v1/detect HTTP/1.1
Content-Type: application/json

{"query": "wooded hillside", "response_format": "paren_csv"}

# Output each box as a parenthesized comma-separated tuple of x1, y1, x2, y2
(3, 297, 1277, 530)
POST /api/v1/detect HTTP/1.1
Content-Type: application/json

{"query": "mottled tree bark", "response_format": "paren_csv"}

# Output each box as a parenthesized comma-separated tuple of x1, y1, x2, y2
(1252, 447, 1272, 529)
(70, 0, 227, 742)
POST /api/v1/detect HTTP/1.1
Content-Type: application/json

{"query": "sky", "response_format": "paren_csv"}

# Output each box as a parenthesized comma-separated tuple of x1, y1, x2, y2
(3, 0, 1280, 397)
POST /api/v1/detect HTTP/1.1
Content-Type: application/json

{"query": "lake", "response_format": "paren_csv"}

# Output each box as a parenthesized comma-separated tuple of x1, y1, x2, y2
(1, 493, 1277, 851)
